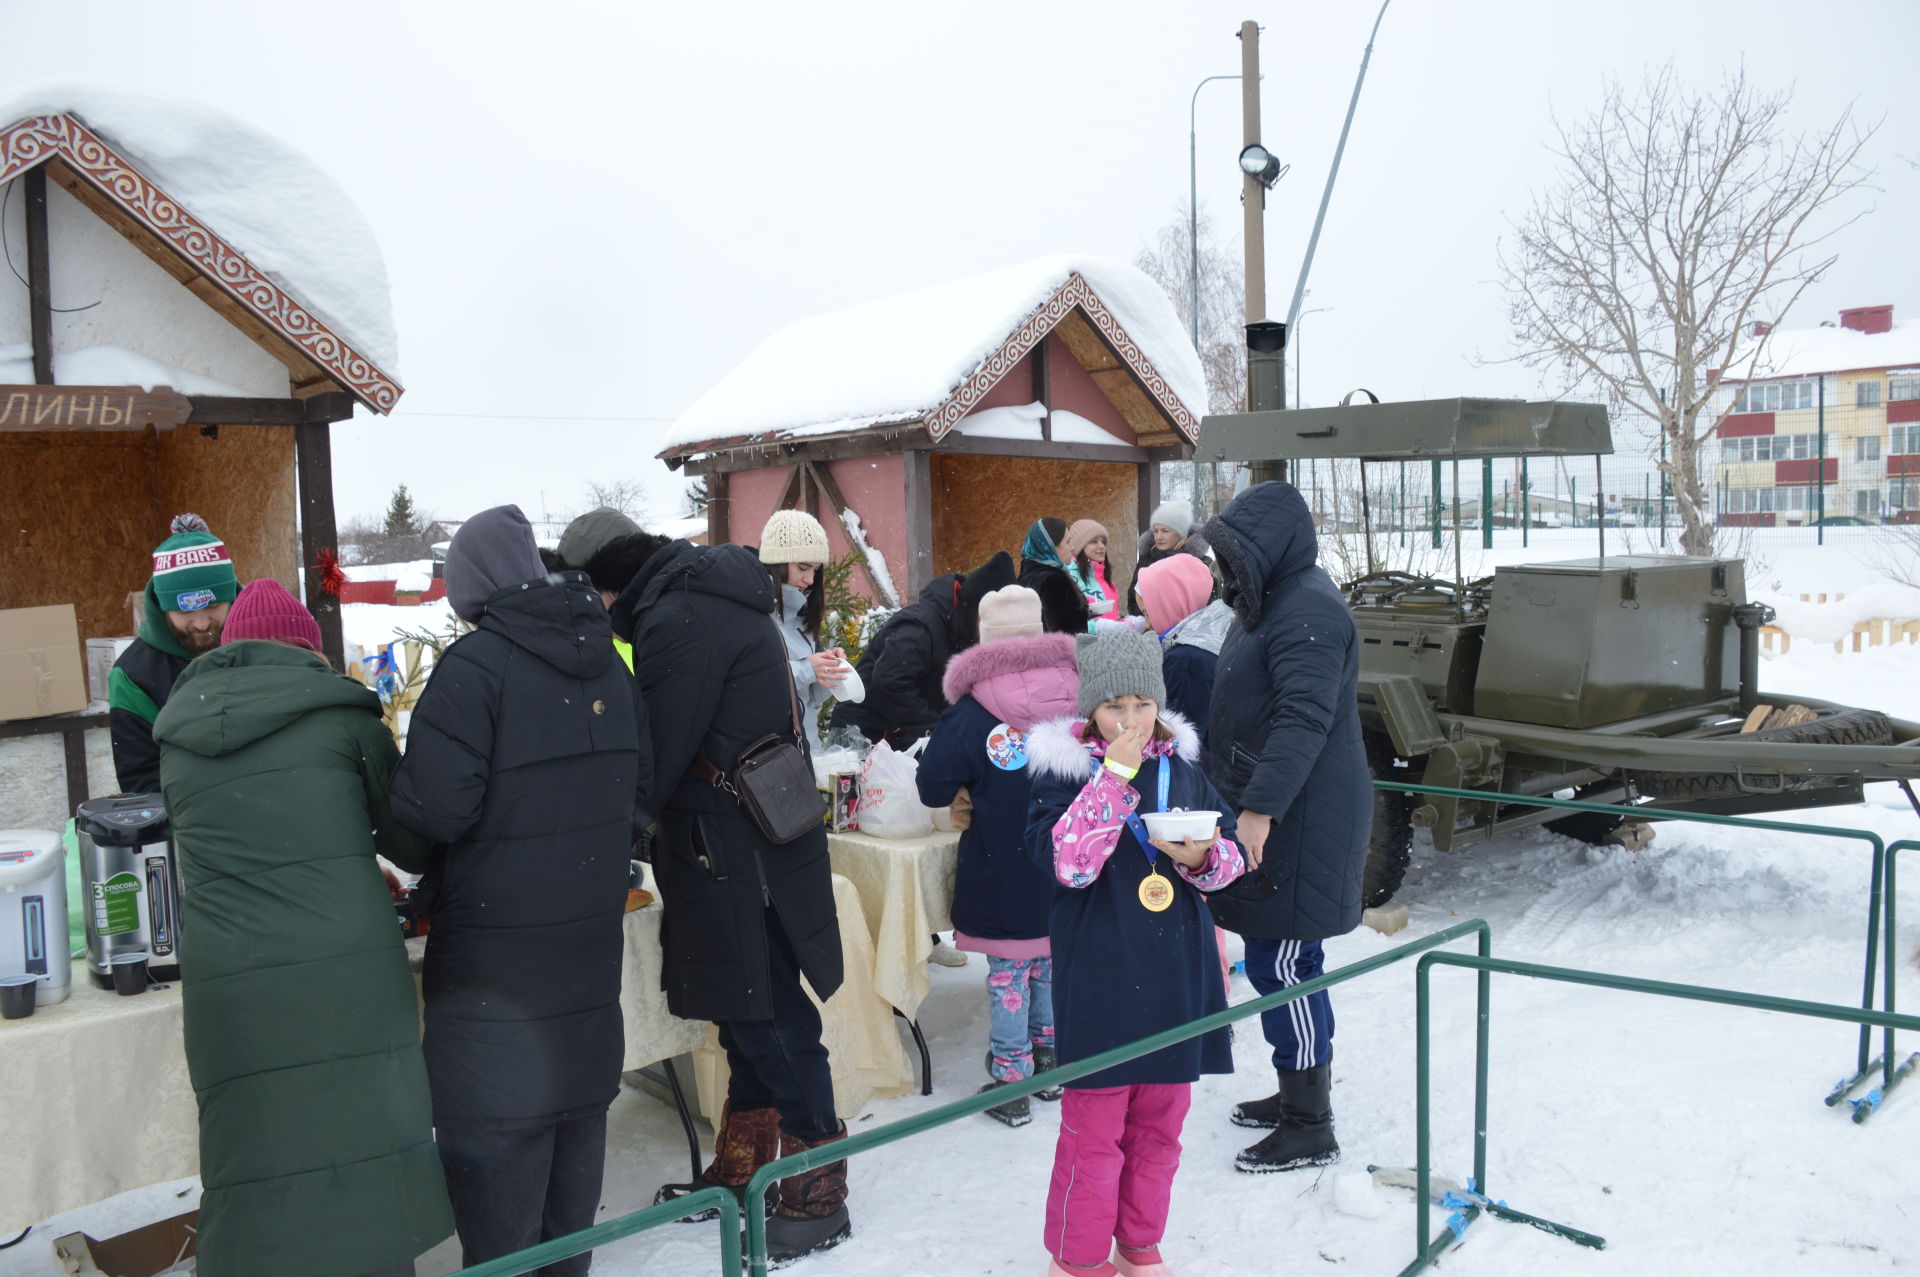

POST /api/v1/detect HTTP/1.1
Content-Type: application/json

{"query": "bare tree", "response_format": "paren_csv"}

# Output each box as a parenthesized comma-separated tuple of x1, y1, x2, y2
(1498, 66, 1874, 555)
(1136, 207, 1246, 518)
(574, 478, 648, 522)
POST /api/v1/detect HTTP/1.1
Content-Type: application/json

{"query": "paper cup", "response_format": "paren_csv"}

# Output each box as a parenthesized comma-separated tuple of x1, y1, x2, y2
(0, 974, 36, 1020)
(110, 952, 151, 997)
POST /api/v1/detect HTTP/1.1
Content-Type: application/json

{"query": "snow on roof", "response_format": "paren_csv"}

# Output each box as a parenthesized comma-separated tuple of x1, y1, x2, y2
(0, 342, 251, 396)
(662, 255, 1206, 453)
(0, 81, 400, 380)
(1724, 317, 1920, 382)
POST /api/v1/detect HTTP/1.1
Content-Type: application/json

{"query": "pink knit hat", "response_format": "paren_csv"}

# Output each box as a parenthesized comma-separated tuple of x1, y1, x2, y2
(220, 579, 323, 653)
(1059, 518, 1108, 560)
(1135, 553, 1214, 633)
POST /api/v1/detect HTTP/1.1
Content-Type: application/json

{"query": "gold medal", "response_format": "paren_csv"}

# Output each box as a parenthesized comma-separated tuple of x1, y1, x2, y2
(1138, 869, 1174, 912)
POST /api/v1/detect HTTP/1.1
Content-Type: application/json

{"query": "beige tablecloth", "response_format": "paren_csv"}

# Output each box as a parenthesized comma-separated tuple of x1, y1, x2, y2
(690, 873, 913, 1129)
(826, 830, 960, 1021)
(0, 902, 707, 1236)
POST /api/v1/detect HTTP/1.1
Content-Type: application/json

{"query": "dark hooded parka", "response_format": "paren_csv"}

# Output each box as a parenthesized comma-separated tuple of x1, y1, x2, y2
(1201, 481, 1372, 942)
(154, 642, 453, 1277)
(828, 551, 1017, 747)
(390, 505, 649, 1128)
(612, 539, 842, 1022)
(108, 577, 194, 793)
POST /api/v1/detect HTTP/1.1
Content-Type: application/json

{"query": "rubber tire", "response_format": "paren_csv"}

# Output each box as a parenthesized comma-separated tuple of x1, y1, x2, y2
(1636, 707, 1894, 801)
(1362, 737, 1415, 909)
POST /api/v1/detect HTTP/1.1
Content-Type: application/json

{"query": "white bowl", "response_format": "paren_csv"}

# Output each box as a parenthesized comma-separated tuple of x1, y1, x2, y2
(833, 663, 865, 703)
(1139, 810, 1219, 843)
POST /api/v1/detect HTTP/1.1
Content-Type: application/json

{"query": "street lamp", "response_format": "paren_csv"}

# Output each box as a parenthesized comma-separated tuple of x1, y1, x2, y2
(1293, 305, 1330, 410)
(1188, 72, 1241, 517)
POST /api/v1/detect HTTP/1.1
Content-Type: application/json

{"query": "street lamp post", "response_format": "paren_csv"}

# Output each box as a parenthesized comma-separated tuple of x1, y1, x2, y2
(1189, 73, 1240, 517)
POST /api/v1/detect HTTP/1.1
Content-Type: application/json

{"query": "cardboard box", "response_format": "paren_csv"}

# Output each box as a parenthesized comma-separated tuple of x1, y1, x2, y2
(0, 604, 89, 722)
(821, 772, 860, 832)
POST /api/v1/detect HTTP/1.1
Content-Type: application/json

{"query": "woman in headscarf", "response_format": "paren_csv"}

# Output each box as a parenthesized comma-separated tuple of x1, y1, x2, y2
(1018, 517, 1091, 635)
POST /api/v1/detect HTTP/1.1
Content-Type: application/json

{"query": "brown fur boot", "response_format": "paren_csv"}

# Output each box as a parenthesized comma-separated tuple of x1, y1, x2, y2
(766, 1123, 852, 1266)
(653, 1102, 780, 1220)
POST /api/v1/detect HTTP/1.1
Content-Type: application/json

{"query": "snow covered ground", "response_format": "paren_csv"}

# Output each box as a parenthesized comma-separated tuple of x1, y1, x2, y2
(7, 538, 1918, 1277)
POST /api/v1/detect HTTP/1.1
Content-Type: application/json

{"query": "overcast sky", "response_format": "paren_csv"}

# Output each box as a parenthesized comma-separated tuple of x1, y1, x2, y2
(5, 0, 1916, 525)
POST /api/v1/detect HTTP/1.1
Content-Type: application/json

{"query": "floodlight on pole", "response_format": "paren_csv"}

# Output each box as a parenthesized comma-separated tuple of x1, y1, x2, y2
(1237, 143, 1287, 189)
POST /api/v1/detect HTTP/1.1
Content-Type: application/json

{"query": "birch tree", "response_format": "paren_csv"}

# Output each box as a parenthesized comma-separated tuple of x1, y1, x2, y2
(1499, 67, 1873, 554)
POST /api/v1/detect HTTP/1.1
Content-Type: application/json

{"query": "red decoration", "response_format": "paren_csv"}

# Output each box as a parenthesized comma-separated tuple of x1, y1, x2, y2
(315, 547, 348, 597)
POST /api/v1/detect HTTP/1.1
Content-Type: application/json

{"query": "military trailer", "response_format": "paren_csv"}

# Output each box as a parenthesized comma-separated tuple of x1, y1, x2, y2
(1195, 397, 1920, 905)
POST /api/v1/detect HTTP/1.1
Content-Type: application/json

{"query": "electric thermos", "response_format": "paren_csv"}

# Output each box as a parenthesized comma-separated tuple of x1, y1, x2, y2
(0, 829, 70, 1006)
(75, 795, 183, 989)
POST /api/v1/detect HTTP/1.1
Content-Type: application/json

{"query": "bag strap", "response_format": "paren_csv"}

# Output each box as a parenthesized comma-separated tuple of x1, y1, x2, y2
(694, 621, 809, 790)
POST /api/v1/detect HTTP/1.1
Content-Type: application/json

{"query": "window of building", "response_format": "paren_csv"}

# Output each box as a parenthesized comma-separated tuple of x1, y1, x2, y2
(1719, 433, 1818, 463)
(1855, 435, 1882, 463)
(1893, 424, 1920, 456)
(1857, 380, 1883, 408)
(1732, 380, 1817, 413)
(1891, 478, 1920, 512)
(1723, 485, 1811, 514)
(1891, 373, 1920, 403)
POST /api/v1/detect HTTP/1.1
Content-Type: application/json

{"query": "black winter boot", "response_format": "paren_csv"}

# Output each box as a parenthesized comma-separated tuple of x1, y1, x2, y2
(1230, 1070, 1286, 1129)
(1234, 1064, 1339, 1173)
(978, 1080, 1033, 1127)
(654, 1101, 781, 1221)
(1031, 1043, 1064, 1102)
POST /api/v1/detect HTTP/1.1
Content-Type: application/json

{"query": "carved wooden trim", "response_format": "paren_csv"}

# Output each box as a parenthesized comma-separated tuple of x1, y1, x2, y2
(0, 114, 403, 414)
(923, 273, 1198, 444)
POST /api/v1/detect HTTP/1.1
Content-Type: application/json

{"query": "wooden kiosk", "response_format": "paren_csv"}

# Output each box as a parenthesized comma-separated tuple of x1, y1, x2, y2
(659, 259, 1204, 602)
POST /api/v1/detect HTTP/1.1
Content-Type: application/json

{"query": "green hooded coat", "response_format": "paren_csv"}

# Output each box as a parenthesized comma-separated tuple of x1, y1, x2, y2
(153, 641, 453, 1277)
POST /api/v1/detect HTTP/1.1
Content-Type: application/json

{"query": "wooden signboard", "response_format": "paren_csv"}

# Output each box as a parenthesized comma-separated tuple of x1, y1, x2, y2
(0, 384, 193, 432)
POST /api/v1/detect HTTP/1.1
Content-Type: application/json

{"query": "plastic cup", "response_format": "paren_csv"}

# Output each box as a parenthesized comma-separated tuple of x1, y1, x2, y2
(109, 952, 150, 997)
(0, 974, 36, 1020)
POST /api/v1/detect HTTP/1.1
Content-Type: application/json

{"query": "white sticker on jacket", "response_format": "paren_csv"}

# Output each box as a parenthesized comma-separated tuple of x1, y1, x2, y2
(986, 722, 1028, 771)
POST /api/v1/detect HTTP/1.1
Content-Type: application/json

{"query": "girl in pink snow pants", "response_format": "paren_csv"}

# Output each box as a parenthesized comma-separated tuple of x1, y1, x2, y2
(1022, 628, 1246, 1277)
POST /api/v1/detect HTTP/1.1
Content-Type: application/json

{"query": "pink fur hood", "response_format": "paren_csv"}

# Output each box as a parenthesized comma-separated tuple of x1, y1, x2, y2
(942, 631, 1079, 732)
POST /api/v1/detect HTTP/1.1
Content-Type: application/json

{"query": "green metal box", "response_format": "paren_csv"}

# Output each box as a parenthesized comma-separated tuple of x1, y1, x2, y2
(1472, 556, 1744, 728)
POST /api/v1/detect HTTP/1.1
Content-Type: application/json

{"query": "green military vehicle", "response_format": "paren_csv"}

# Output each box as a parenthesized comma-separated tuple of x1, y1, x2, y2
(1195, 397, 1920, 906)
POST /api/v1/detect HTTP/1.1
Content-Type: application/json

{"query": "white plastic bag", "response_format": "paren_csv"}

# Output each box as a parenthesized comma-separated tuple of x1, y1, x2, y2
(856, 739, 934, 839)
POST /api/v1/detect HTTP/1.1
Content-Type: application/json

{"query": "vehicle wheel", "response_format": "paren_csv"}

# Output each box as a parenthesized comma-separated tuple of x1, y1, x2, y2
(1635, 707, 1894, 800)
(1362, 738, 1415, 908)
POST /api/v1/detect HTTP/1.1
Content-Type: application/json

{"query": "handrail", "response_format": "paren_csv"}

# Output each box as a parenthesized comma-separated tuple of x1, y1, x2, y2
(736, 918, 1494, 1275)
(448, 1183, 741, 1277)
(1376, 779, 1899, 1093)
(1406, 951, 1920, 1275)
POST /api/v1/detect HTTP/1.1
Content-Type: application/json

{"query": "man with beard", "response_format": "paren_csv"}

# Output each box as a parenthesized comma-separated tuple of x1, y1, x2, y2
(108, 514, 240, 793)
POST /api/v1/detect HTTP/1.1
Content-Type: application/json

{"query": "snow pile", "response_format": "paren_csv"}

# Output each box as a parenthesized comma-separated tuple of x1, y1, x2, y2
(664, 255, 1205, 451)
(953, 402, 1127, 446)
(0, 82, 400, 376)
(1755, 580, 1920, 645)
(838, 507, 899, 607)
(341, 559, 436, 583)
(0, 342, 251, 396)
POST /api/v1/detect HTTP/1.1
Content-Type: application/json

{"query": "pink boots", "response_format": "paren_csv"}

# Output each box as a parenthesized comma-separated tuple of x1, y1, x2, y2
(1045, 1245, 1172, 1277)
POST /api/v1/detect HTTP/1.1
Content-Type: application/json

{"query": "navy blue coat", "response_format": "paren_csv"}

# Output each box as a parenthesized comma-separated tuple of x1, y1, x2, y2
(1201, 482, 1371, 942)
(1161, 644, 1217, 743)
(916, 632, 1078, 944)
(1024, 714, 1239, 1089)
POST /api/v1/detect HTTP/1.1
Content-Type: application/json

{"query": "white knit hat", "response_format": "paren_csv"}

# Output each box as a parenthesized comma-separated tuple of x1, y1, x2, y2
(758, 510, 831, 564)
(977, 585, 1044, 644)
(1149, 499, 1194, 538)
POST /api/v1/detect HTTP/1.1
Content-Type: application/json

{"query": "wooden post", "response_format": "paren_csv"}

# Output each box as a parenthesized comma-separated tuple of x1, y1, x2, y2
(709, 471, 731, 545)
(293, 421, 345, 668)
(903, 448, 933, 599)
(1034, 336, 1052, 442)
(25, 165, 54, 386)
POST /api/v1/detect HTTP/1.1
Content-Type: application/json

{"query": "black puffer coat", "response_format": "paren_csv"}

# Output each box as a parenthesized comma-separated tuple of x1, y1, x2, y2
(1201, 482, 1371, 942)
(615, 540, 843, 1023)
(391, 571, 647, 1128)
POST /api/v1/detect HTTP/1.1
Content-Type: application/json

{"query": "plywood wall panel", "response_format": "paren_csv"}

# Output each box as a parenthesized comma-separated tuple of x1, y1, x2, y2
(929, 454, 1139, 590)
(0, 430, 159, 639)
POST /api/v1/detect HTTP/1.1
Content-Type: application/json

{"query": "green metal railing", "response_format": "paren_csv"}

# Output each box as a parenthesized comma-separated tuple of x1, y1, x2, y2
(450, 1185, 740, 1277)
(1378, 780, 1913, 1109)
(1403, 951, 1920, 1276)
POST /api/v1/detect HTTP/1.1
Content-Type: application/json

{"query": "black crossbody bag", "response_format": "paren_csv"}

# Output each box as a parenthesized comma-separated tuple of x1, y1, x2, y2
(692, 624, 825, 844)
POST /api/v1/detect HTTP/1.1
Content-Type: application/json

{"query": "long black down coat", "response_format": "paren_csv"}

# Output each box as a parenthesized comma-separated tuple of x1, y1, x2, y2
(1201, 482, 1371, 942)
(391, 572, 648, 1128)
(615, 540, 843, 1023)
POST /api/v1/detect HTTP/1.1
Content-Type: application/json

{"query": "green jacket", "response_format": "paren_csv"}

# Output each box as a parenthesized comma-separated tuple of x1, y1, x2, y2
(154, 642, 453, 1277)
